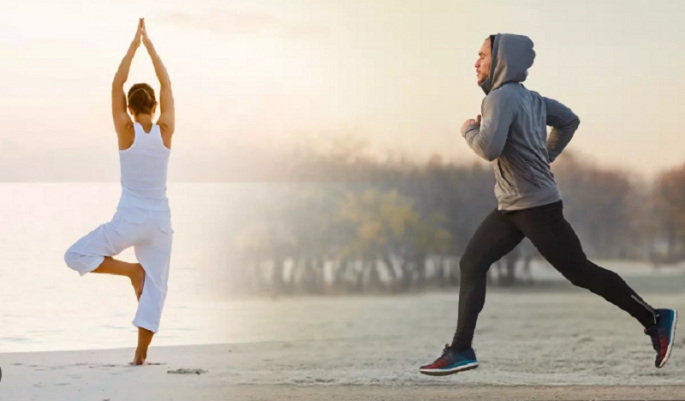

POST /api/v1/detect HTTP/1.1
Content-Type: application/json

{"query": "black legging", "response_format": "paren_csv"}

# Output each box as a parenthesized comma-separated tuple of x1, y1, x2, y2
(452, 200, 657, 350)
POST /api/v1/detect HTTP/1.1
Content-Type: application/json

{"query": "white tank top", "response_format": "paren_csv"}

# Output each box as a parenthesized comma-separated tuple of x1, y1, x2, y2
(117, 122, 170, 212)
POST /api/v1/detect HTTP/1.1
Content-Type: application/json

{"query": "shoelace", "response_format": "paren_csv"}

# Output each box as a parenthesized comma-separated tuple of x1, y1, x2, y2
(646, 313, 663, 353)
(429, 344, 453, 366)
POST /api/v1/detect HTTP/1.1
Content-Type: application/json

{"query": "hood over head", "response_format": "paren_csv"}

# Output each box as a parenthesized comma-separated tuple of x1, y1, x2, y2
(480, 33, 536, 95)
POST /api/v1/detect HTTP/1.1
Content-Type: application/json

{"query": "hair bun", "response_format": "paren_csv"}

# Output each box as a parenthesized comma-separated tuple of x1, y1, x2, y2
(127, 84, 156, 115)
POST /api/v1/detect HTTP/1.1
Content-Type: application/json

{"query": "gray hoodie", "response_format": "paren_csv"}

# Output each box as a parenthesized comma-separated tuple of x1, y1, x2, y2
(461, 33, 580, 211)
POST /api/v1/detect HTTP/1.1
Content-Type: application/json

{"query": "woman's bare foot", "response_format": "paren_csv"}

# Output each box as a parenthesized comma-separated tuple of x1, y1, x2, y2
(132, 327, 155, 366)
(131, 347, 148, 365)
(130, 263, 145, 301)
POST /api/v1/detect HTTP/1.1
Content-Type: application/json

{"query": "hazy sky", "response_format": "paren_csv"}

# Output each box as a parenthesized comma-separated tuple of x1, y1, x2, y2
(0, 0, 683, 181)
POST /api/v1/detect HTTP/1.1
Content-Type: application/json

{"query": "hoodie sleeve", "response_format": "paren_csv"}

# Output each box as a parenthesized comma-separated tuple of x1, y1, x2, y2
(461, 89, 516, 162)
(544, 97, 580, 163)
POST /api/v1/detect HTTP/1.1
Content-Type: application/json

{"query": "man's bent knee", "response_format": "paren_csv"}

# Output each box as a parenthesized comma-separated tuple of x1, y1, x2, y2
(459, 254, 488, 281)
(555, 261, 594, 289)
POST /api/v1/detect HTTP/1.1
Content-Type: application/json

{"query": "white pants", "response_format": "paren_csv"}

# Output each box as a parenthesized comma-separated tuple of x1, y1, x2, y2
(64, 208, 174, 333)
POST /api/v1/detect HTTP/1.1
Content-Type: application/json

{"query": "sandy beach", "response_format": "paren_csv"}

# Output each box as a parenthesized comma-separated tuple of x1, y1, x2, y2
(3, 272, 685, 400)
(2, 343, 685, 401)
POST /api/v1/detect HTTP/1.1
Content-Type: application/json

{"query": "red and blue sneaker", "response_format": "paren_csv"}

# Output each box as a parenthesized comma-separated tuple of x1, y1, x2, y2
(419, 344, 478, 376)
(645, 308, 677, 368)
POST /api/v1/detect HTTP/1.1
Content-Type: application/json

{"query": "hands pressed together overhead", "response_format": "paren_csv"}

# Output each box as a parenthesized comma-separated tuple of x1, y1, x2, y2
(132, 18, 152, 49)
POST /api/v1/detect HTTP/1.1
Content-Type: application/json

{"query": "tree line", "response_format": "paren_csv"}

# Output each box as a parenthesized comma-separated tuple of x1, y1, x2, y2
(226, 140, 685, 296)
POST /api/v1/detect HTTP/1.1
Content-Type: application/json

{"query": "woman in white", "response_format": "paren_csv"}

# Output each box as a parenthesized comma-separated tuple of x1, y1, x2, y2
(64, 19, 175, 365)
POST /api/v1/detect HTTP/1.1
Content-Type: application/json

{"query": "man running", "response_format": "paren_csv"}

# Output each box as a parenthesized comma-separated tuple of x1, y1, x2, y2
(419, 33, 677, 376)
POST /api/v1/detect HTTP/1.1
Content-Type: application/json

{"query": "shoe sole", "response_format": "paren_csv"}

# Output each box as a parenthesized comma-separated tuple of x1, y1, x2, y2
(657, 309, 677, 368)
(419, 362, 479, 376)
